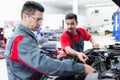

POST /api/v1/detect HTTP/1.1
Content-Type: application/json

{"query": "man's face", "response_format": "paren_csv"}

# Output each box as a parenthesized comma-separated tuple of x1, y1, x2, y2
(65, 18, 78, 33)
(27, 10, 43, 31)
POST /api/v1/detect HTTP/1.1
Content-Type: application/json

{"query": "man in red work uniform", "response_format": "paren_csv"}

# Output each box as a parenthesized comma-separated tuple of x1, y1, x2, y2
(59, 13, 99, 63)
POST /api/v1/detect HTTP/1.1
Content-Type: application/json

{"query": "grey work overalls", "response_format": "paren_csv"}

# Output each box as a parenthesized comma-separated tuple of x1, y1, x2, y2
(64, 29, 84, 61)
(66, 29, 84, 52)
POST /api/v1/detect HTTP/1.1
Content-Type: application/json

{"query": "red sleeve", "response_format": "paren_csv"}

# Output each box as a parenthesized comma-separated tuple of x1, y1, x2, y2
(77, 28, 91, 41)
(60, 32, 73, 50)
(60, 28, 91, 50)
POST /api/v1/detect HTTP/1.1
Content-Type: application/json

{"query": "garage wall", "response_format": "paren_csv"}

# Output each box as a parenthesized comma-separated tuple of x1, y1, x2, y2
(85, 5, 119, 32)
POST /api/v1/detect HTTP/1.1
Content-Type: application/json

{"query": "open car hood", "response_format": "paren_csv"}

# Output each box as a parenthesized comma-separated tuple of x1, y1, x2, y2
(112, 0, 120, 7)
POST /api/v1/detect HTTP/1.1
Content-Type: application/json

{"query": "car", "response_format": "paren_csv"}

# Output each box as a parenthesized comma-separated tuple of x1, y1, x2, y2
(98, 25, 113, 36)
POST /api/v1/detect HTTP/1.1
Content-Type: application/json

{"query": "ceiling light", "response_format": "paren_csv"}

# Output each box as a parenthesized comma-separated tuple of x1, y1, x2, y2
(39, 0, 55, 2)
(85, 2, 114, 8)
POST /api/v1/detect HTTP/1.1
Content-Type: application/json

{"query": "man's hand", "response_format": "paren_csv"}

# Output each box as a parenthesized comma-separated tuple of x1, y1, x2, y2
(57, 52, 66, 60)
(92, 43, 99, 49)
(84, 64, 96, 76)
(90, 37, 99, 49)
(77, 53, 88, 64)
(57, 48, 66, 60)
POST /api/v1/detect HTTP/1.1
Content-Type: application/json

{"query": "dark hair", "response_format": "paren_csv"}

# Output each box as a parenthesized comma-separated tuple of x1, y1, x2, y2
(21, 1, 44, 19)
(65, 13, 77, 22)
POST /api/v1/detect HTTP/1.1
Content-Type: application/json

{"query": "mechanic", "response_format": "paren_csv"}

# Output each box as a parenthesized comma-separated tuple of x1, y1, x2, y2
(59, 13, 99, 62)
(5, 1, 95, 80)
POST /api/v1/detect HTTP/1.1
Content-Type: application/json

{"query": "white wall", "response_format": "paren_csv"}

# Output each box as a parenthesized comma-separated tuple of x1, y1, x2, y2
(43, 3, 65, 15)
(0, 0, 66, 28)
(0, 0, 86, 28)
(0, 0, 67, 39)
(2, 0, 117, 37)
(78, 8, 86, 16)
(42, 14, 86, 31)
(85, 5, 119, 31)
(0, 0, 24, 28)
(42, 14, 65, 30)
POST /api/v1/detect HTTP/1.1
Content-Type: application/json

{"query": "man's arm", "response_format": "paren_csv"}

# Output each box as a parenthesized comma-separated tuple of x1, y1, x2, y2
(17, 37, 86, 76)
(89, 37, 99, 49)
(65, 46, 88, 63)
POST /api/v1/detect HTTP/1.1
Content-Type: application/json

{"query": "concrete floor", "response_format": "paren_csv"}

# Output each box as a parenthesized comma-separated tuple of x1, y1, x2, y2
(0, 59, 8, 80)
(0, 35, 119, 80)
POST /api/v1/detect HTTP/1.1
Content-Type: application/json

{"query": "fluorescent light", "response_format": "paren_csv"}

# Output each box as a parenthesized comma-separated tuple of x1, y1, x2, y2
(85, 2, 114, 8)
(39, 0, 55, 2)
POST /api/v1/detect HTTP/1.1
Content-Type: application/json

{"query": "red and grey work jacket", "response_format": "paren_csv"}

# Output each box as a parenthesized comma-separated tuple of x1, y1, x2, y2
(5, 24, 84, 80)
